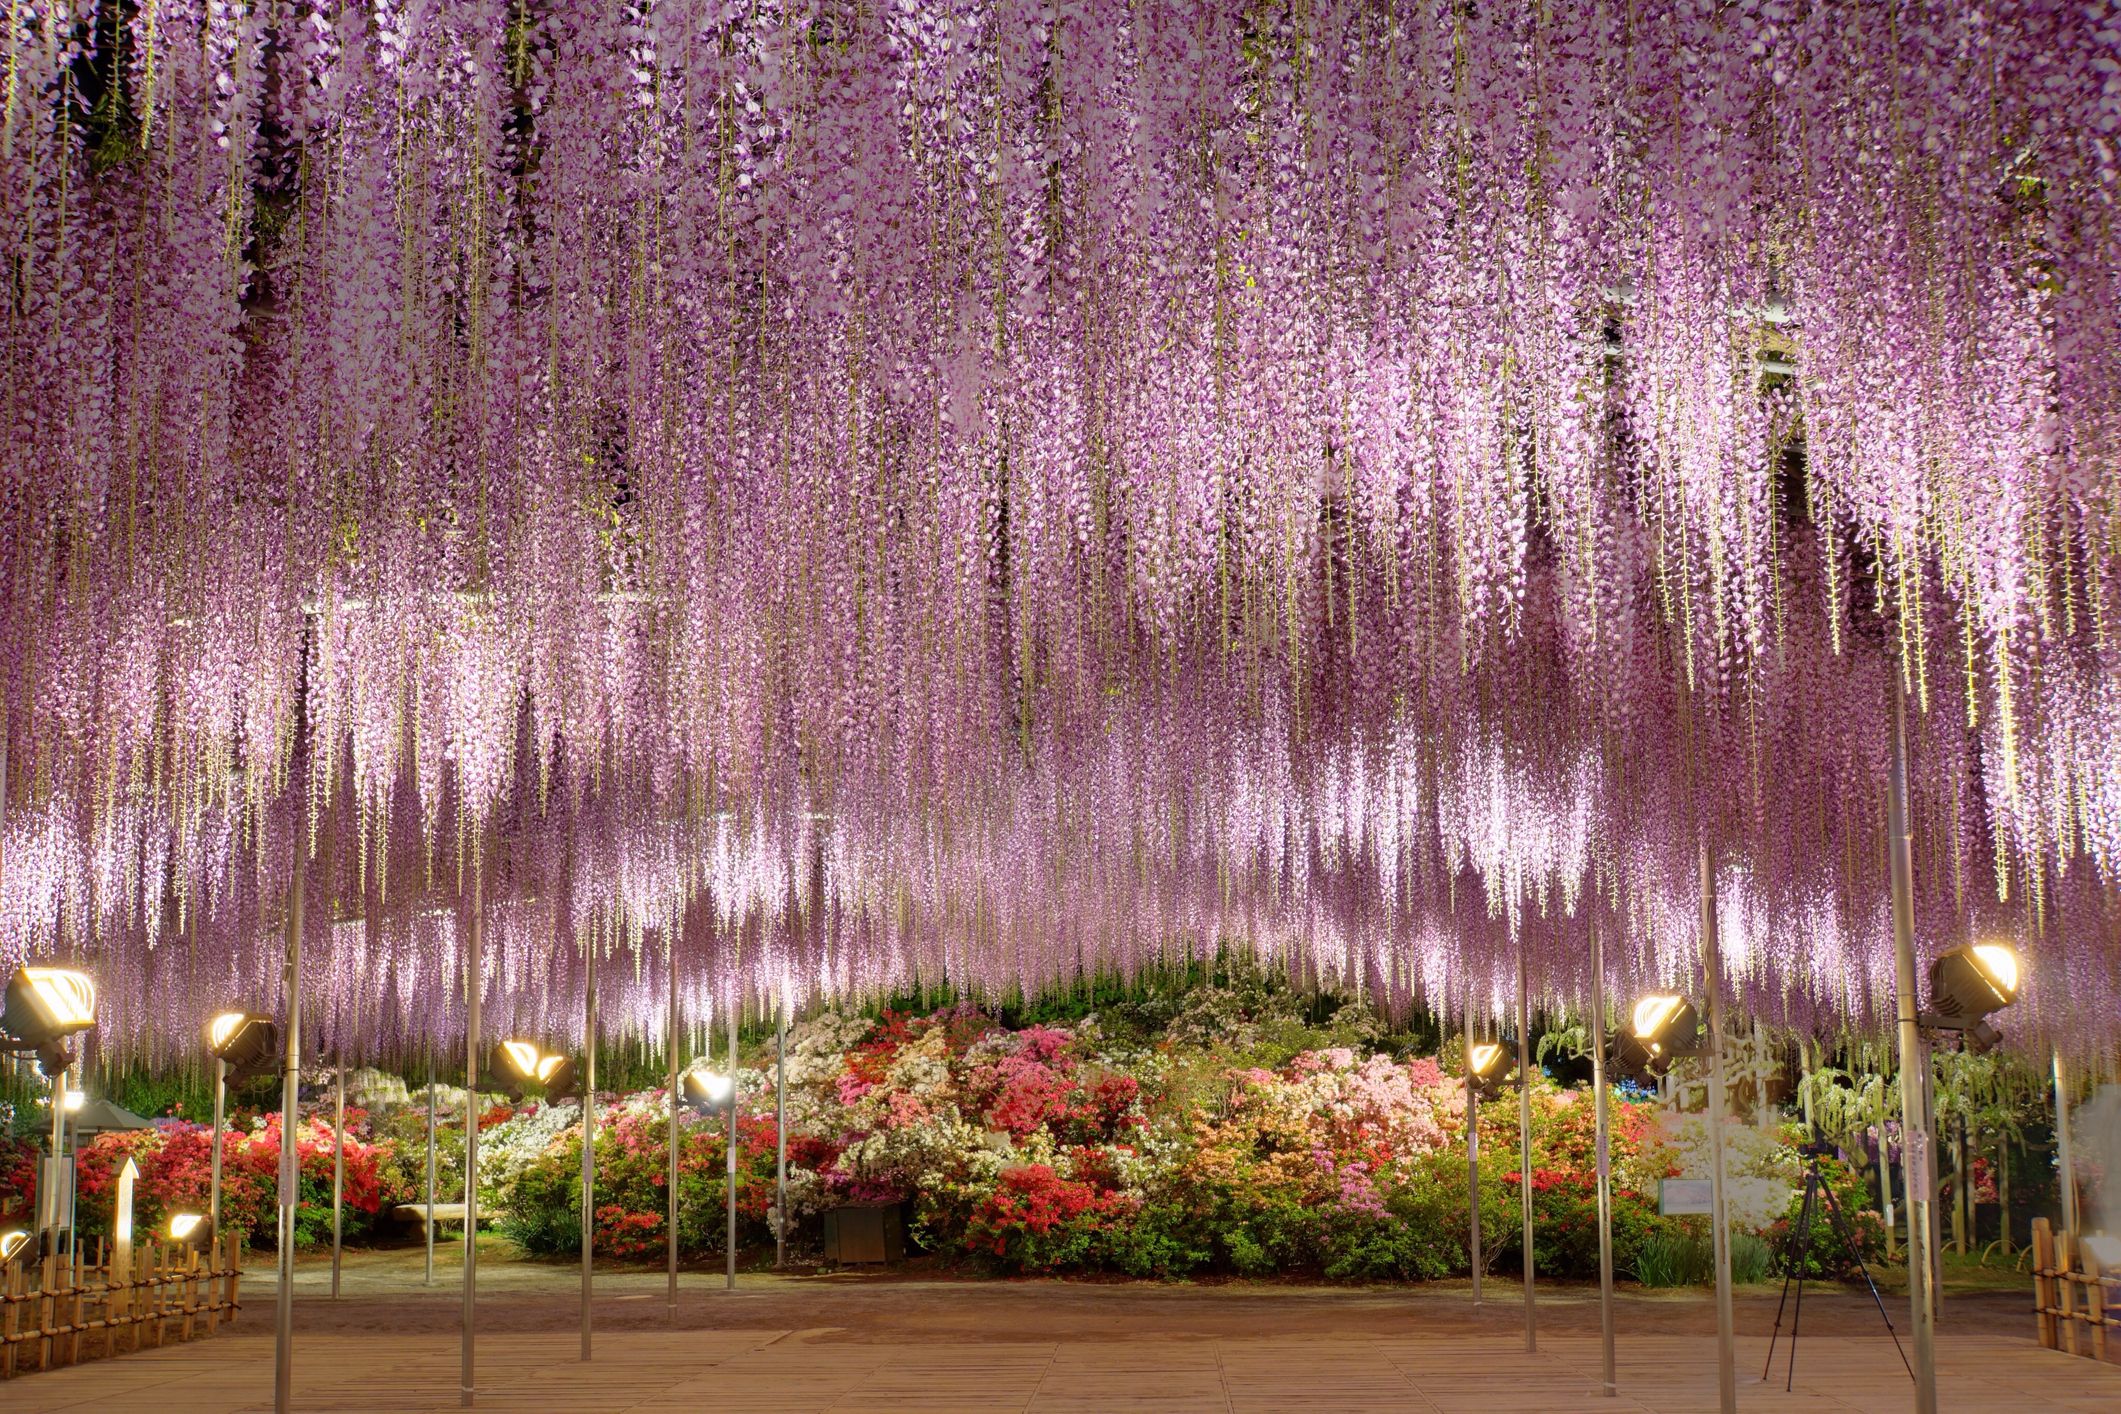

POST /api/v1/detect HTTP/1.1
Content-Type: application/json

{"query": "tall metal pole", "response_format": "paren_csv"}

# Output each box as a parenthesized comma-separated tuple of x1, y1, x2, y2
(666, 933, 680, 1323)
(331, 1056, 345, 1298)
(42, 1062, 67, 1240)
(726, 989, 739, 1290)
(209, 1058, 227, 1247)
(1516, 939, 1535, 1353)
(581, 916, 597, 1361)
(461, 850, 482, 1409)
(1590, 914, 1617, 1398)
(273, 818, 306, 1414)
(1467, 986, 1482, 1306)
(1887, 676, 1939, 1414)
(2053, 1050, 2078, 1237)
(775, 991, 788, 1270)
(425, 1072, 437, 1287)
(1699, 837, 1737, 1414)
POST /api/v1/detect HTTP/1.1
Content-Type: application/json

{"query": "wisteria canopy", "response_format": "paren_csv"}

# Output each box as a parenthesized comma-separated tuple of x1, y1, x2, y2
(2, 0, 2119, 1063)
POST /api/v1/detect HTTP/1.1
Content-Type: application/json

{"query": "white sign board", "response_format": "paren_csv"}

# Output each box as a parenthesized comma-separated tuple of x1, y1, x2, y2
(1906, 1130, 1934, 1200)
(1660, 1178, 1714, 1216)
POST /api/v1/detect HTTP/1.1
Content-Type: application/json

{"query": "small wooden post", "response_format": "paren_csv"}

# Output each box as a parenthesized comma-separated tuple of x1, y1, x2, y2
(65, 1241, 84, 1367)
(2061, 1231, 2081, 1356)
(154, 1244, 171, 1348)
(3, 1255, 20, 1377)
(2087, 1247, 2108, 1364)
(224, 1231, 243, 1335)
(2034, 1218, 2058, 1350)
(180, 1249, 199, 1343)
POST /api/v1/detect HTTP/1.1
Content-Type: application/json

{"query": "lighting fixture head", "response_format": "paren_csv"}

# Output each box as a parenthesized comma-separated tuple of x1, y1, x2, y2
(1926, 942, 2021, 1030)
(1, 965, 98, 1048)
(61, 1088, 86, 1113)
(0, 1229, 29, 1269)
(166, 1212, 212, 1252)
(1464, 1041, 1511, 1098)
(1613, 992, 1703, 1077)
(491, 1040, 576, 1102)
(206, 1011, 280, 1078)
(681, 1067, 733, 1113)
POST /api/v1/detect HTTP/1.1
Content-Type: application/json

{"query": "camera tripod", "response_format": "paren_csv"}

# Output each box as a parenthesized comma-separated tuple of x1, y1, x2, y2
(1763, 1142, 1911, 1391)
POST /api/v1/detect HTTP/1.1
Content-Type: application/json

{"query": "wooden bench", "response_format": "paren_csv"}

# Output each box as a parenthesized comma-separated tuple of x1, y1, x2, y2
(393, 1204, 471, 1237)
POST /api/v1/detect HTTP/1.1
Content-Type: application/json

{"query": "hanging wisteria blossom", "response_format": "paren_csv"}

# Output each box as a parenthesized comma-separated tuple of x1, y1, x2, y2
(2, 0, 2118, 1062)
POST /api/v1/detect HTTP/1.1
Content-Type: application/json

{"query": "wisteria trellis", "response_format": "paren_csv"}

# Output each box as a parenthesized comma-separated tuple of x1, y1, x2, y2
(2, 0, 2119, 1063)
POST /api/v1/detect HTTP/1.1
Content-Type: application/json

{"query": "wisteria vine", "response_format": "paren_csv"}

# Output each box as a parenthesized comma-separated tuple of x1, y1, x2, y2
(2, 1, 2119, 1063)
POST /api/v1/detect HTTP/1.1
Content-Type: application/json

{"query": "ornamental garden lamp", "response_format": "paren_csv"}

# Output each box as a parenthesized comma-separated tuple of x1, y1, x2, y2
(0, 1228, 30, 1270)
(1920, 941, 2020, 1053)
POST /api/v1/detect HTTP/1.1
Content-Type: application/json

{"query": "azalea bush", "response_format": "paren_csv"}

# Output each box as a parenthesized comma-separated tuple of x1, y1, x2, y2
(0, 1111, 415, 1250)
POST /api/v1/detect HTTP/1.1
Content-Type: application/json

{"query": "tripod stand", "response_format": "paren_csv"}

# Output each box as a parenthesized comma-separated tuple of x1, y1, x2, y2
(1763, 1143, 1911, 1391)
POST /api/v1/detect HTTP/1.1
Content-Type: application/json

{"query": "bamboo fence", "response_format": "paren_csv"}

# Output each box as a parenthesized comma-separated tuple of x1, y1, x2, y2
(0, 1232, 242, 1379)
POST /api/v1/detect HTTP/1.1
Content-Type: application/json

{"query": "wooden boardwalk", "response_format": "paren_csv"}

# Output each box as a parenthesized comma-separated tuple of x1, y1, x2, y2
(9, 1325, 2121, 1413)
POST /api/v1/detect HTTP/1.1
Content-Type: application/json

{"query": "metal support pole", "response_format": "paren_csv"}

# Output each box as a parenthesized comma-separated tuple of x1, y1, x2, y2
(331, 1057, 345, 1298)
(1467, 987, 1482, 1306)
(775, 993, 788, 1270)
(2053, 1050, 2079, 1236)
(1700, 837, 1737, 1414)
(425, 1074, 437, 1287)
(273, 824, 306, 1414)
(41, 1062, 66, 1239)
(1517, 941, 1535, 1353)
(210, 1059, 227, 1248)
(1590, 916, 1617, 1397)
(666, 936, 680, 1323)
(461, 852, 483, 1408)
(726, 992, 739, 1290)
(1887, 678, 1939, 1414)
(581, 921, 597, 1361)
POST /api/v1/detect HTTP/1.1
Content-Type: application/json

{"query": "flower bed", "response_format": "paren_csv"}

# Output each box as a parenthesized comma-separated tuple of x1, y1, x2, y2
(4, 986, 1879, 1276)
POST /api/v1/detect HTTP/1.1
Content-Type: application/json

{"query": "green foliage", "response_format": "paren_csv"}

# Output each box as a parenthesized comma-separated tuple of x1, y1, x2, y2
(1632, 1227, 1714, 1286)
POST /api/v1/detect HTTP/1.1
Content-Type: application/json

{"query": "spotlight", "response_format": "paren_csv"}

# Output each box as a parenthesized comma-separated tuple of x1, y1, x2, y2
(491, 1040, 577, 1102)
(207, 1011, 281, 1080)
(0, 1229, 29, 1269)
(1615, 993, 1703, 1076)
(1, 965, 97, 1051)
(1465, 1041, 1511, 1098)
(61, 1088, 86, 1113)
(681, 1067, 733, 1113)
(166, 1212, 213, 1253)
(1923, 942, 2020, 1048)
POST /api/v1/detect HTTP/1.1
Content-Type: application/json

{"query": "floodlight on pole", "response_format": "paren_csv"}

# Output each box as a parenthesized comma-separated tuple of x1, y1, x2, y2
(208, 1011, 281, 1075)
(1, 966, 98, 1047)
(1921, 942, 2021, 1052)
(1466, 1040, 1509, 1095)
(491, 1039, 578, 1102)
(1616, 993, 1704, 1076)
(204, 1009, 279, 1248)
